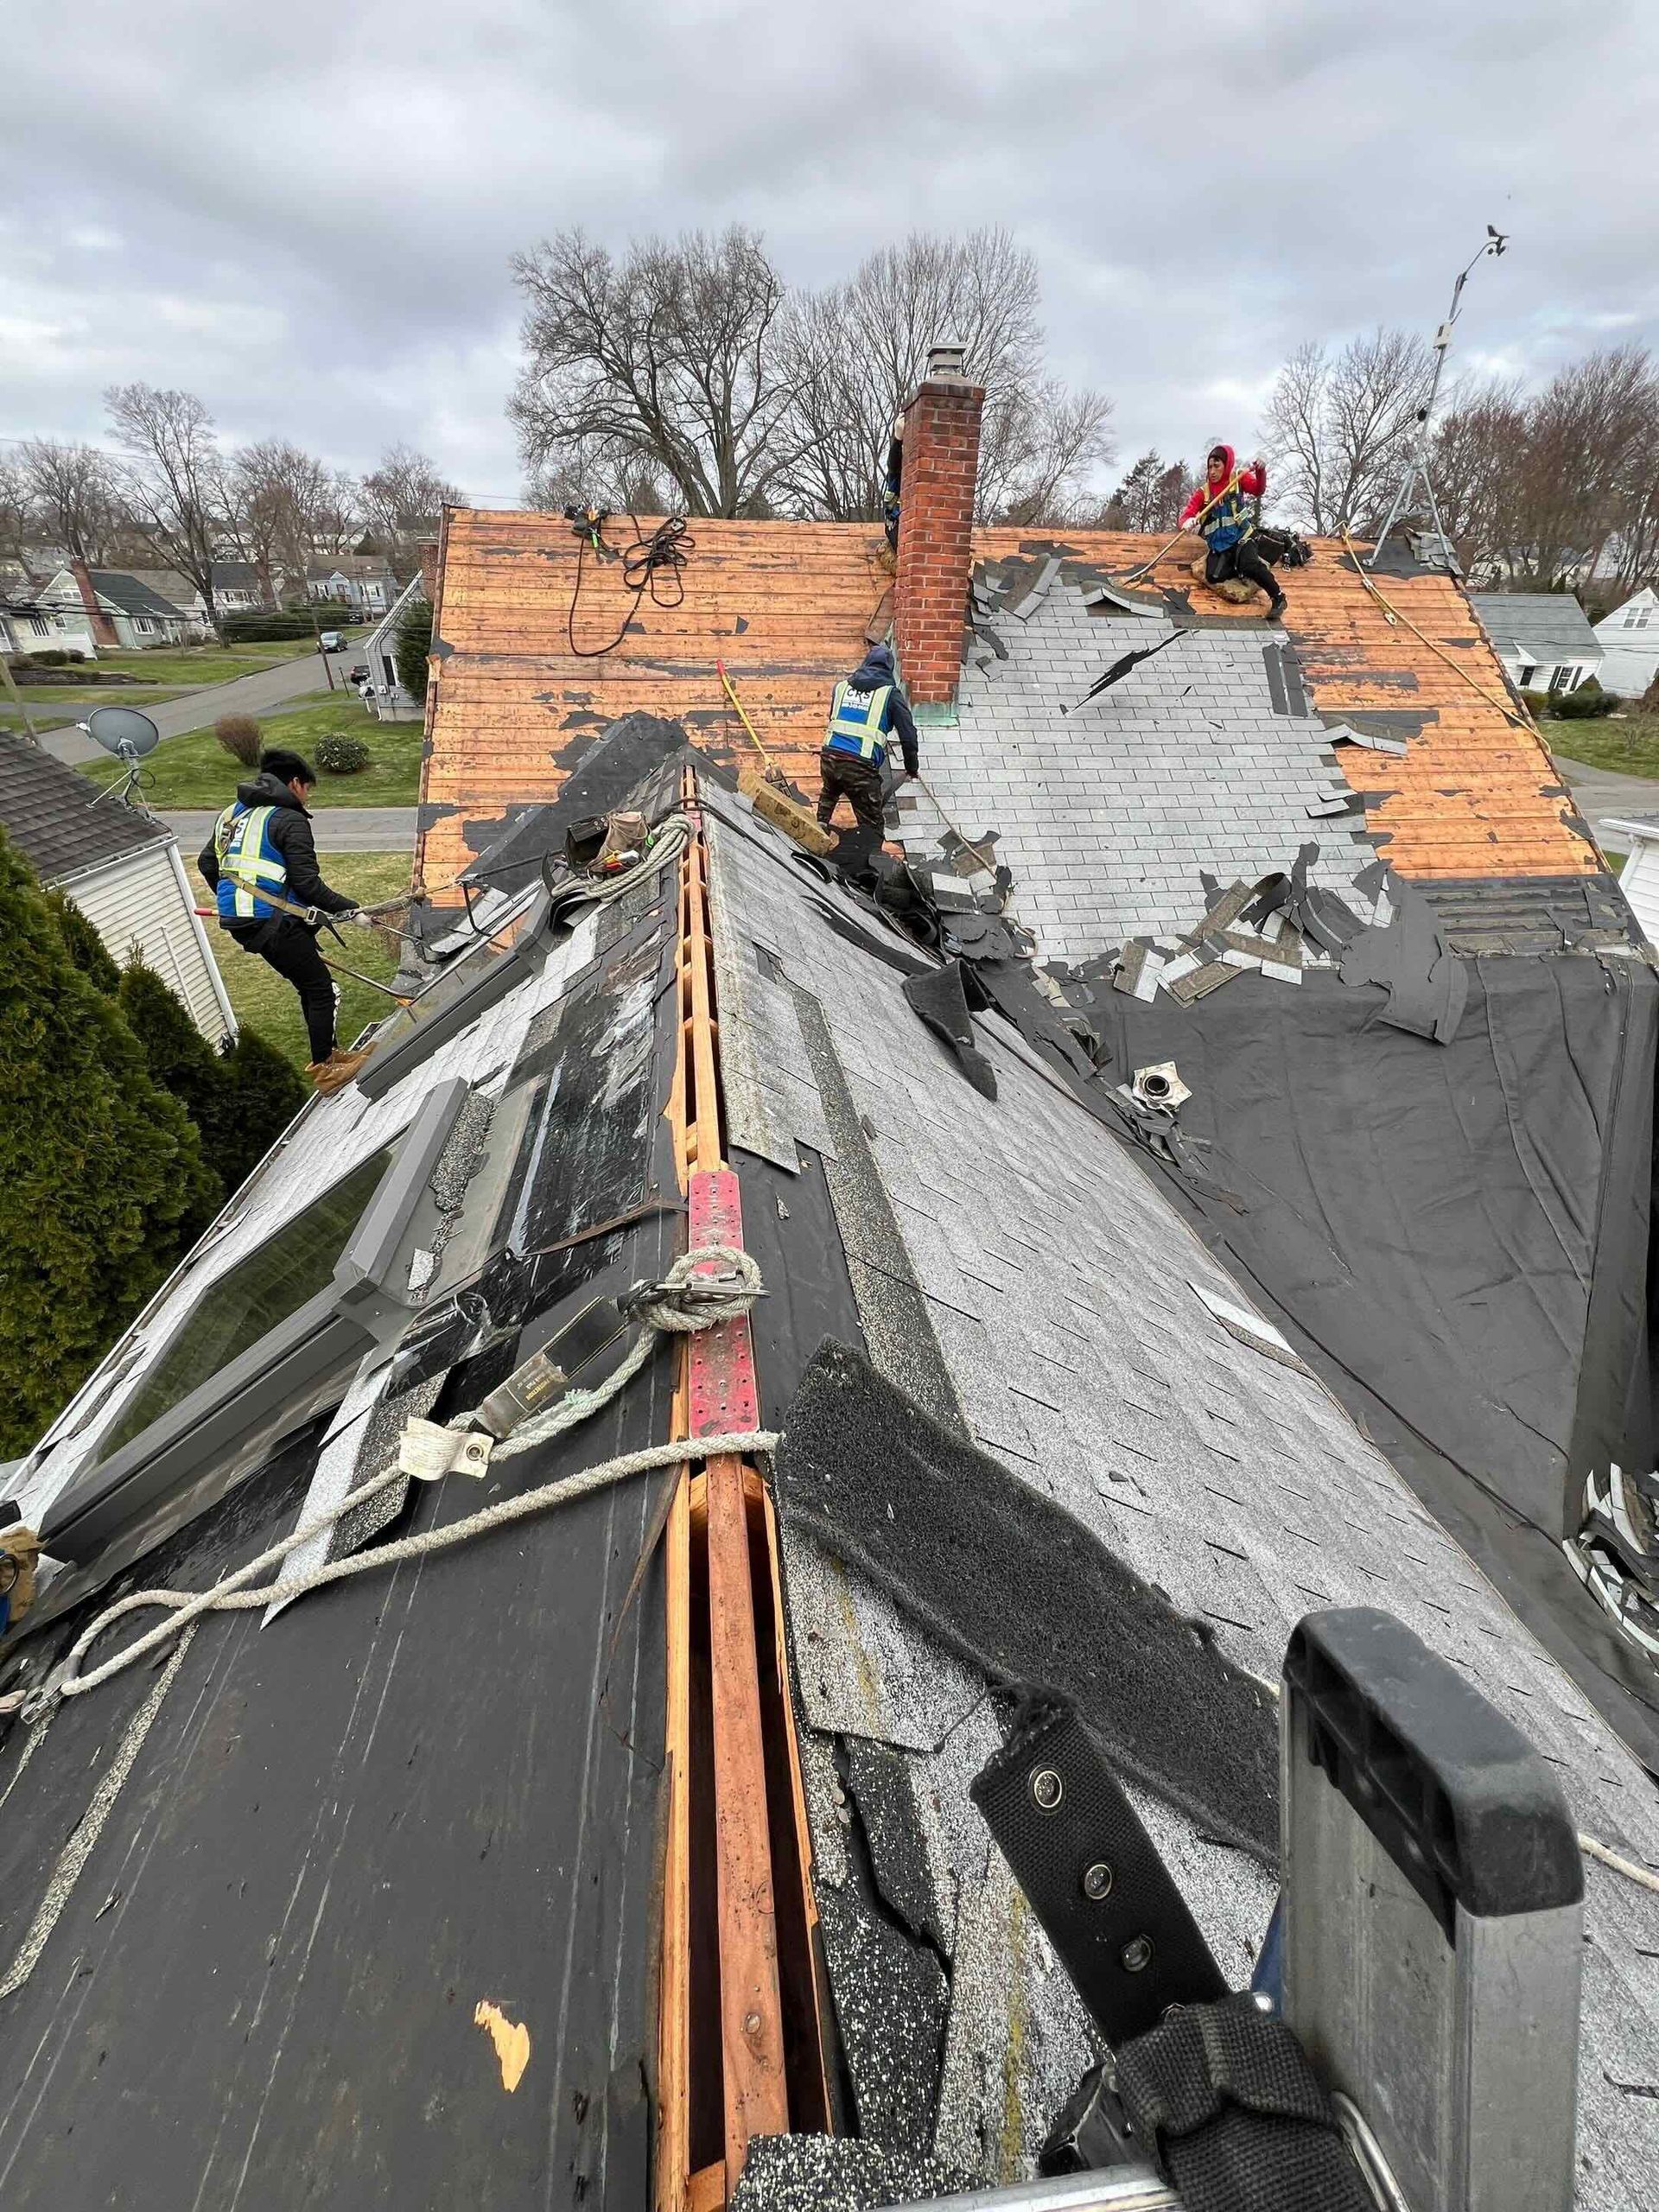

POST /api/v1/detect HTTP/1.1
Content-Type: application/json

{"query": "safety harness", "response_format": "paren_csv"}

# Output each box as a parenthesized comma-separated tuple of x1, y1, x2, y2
(213, 801, 289, 921)
(825, 678, 893, 764)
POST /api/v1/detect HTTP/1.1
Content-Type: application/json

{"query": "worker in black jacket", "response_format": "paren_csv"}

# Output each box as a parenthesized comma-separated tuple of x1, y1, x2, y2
(817, 643, 918, 861)
(198, 748, 377, 1094)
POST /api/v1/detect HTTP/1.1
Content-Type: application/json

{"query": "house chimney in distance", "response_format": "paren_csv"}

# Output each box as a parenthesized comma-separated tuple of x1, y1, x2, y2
(70, 559, 119, 648)
(893, 342, 985, 713)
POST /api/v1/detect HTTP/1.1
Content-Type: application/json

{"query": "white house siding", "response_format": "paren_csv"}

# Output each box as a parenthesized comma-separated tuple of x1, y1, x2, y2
(63, 841, 236, 1045)
(1595, 589, 1659, 696)
(1616, 842, 1659, 945)
(359, 574, 423, 720)
(1497, 651, 1596, 695)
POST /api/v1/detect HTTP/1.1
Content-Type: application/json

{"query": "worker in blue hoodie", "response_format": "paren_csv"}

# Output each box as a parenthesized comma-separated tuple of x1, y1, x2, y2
(817, 641, 918, 852)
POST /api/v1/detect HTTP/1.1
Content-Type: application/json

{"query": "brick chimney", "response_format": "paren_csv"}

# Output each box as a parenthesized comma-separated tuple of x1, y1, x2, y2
(69, 558, 119, 648)
(893, 344, 985, 712)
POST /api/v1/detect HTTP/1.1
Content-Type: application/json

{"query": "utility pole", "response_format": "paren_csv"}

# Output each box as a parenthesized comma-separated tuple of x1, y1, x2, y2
(1368, 226, 1509, 570)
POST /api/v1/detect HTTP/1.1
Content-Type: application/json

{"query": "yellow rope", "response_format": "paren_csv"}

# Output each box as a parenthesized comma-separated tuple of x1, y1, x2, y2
(1339, 531, 1526, 730)
(717, 658, 777, 772)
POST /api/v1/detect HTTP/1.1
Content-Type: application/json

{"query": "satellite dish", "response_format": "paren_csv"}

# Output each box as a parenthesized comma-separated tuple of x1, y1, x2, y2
(83, 706, 161, 759)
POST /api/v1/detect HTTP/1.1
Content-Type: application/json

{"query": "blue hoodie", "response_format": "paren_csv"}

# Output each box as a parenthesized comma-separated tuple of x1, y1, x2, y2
(837, 643, 918, 774)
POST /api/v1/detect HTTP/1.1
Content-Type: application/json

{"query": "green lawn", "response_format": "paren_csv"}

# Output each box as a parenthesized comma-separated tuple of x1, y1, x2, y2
(92, 641, 323, 685)
(194, 850, 413, 1070)
(79, 696, 423, 806)
(1546, 714, 1659, 779)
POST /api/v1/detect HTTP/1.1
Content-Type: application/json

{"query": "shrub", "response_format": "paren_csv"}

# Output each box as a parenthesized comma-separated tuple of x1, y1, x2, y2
(31, 648, 71, 667)
(394, 599, 432, 703)
(0, 828, 221, 1452)
(315, 729, 371, 774)
(213, 712, 263, 767)
(45, 888, 122, 995)
(1551, 681, 1617, 721)
(217, 1027, 308, 1182)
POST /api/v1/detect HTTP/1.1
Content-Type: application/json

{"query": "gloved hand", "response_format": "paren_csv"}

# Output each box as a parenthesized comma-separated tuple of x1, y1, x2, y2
(344, 907, 380, 931)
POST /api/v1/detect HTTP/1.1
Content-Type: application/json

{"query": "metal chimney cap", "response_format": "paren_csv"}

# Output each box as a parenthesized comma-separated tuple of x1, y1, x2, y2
(925, 341, 969, 381)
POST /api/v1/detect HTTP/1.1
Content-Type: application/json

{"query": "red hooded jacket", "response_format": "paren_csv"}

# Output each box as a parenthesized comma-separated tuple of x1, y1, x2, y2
(1179, 444, 1267, 538)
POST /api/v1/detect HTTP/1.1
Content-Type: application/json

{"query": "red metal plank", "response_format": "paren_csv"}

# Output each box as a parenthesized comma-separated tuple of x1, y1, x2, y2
(686, 1170, 760, 1439)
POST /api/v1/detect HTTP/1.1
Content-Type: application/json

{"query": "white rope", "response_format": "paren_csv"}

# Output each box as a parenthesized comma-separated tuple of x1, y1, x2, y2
(54, 1240, 766, 1704)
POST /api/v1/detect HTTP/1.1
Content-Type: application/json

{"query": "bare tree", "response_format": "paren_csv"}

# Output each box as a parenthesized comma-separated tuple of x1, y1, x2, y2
(510, 226, 808, 518)
(361, 443, 465, 579)
(1428, 378, 1527, 579)
(524, 442, 669, 518)
(16, 438, 124, 565)
(1261, 329, 1433, 533)
(766, 228, 1111, 524)
(0, 455, 32, 567)
(1505, 346, 1659, 587)
(104, 385, 232, 636)
(979, 378, 1115, 524)
(230, 440, 359, 601)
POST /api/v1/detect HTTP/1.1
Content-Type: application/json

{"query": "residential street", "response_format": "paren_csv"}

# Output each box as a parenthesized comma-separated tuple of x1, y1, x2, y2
(39, 650, 350, 765)
(1552, 753, 1659, 843)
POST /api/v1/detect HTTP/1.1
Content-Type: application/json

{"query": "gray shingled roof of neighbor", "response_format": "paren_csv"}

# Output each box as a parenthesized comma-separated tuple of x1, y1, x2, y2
(905, 563, 1382, 961)
(1471, 590, 1604, 664)
(86, 569, 188, 620)
(700, 781, 1659, 2203)
(0, 729, 167, 880)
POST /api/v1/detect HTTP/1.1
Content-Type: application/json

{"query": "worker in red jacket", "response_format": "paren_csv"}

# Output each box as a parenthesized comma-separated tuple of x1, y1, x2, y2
(1179, 443, 1287, 620)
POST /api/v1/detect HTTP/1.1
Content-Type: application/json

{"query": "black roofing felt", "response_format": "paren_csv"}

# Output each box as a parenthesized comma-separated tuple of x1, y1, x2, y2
(0, 858, 687, 2209)
(0, 730, 166, 879)
(1077, 956, 1659, 1766)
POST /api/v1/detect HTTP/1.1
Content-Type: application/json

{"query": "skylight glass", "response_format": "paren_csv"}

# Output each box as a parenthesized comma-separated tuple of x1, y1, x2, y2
(92, 1146, 397, 1465)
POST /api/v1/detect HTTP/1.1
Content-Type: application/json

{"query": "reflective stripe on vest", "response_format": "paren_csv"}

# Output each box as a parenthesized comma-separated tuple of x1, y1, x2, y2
(214, 803, 288, 921)
(825, 680, 892, 763)
(1200, 480, 1253, 550)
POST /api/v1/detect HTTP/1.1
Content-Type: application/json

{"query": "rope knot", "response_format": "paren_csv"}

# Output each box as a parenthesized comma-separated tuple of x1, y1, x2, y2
(620, 1244, 765, 1335)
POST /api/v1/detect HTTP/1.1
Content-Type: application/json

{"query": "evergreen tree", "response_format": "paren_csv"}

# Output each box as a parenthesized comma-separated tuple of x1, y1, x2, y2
(0, 828, 223, 1453)
(394, 598, 432, 702)
(45, 886, 121, 995)
(117, 962, 308, 1195)
(217, 1025, 309, 1185)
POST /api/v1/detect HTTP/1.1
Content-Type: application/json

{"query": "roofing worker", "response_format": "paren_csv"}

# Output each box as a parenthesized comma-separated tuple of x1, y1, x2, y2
(198, 747, 378, 1096)
(1180, 443, 1287, 621)
(817, 641, 918, 856)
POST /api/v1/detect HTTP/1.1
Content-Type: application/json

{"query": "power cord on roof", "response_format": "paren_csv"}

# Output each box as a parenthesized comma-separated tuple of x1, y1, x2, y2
(564, 507, 695, 658)
(33, 1245, 769, 1710)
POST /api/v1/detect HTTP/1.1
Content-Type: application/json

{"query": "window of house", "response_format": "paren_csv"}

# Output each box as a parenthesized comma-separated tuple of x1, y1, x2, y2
(1518, 664, 1536, 687)
(92, 1147, 398, 1465)
(1623, 605, 1653, 628)
(134, 617, 154, 633)
(28, 615, 49, 637)
(1549, 665, 1573, 693)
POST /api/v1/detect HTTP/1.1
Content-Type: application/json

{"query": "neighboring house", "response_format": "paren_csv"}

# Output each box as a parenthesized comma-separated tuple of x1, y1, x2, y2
(305, 553, 396, 614)
(1471, 590, 1604, 696)
(1595, 586, 1659, 697)
(0, 730, 234, 1042)
(39, 566, 194, 648)
(1603, 816, 1659, 944)
(122, 561, 266, 632)
(356, 572, 424, 720)
(0, 593, 97, 658)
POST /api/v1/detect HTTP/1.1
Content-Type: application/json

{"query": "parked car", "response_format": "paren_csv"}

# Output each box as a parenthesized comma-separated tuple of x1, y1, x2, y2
(347, 664, 370, 684)
(319, 630, 346, 653)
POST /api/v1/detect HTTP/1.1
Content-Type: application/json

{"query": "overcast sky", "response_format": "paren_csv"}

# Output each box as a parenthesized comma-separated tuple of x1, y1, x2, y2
(3, 0, 1656, 504)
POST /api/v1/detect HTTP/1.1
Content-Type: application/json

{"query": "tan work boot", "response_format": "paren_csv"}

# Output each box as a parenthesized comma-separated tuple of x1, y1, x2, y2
(307, 1047, 374, 1097)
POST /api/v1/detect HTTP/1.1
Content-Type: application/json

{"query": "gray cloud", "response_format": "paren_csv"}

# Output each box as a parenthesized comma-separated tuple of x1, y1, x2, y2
(3, 0, 1656, 499)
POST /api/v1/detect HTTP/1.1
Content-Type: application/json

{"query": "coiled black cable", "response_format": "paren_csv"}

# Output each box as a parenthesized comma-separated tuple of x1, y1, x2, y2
(566, 512, 695, 658)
